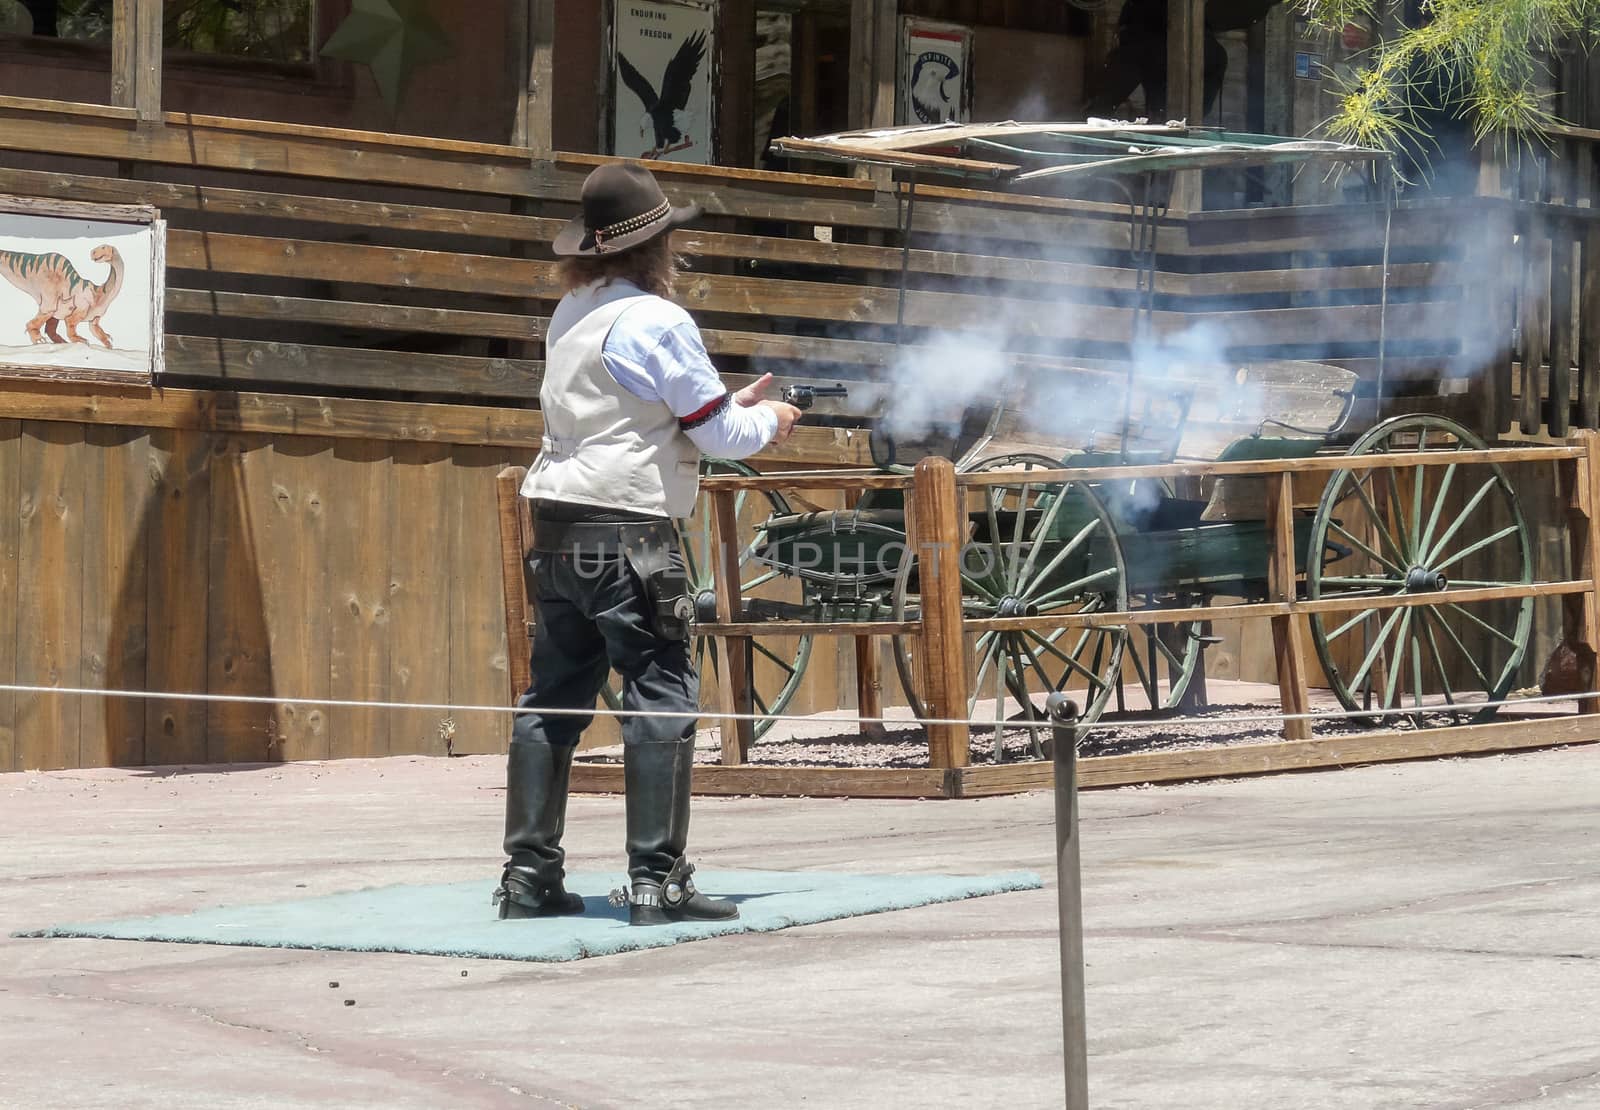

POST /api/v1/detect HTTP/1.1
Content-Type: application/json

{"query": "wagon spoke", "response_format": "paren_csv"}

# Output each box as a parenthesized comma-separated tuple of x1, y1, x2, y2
(1018, 516, 1101, 598)
(985, 490, 1007, 595)
(1318, 575, 1405, 588)
(741, 568, 780, 593)
(960, 572, 1002, 603)
(1419, 610, 1458, 704)
(1347, 474, 1410, 569)
(1329, 522, 1408, 577)
(1025, 629, 1111, 693)
(1430, 523, 1522, 576)
(1028, 565, 1122, 608)
(1013, 633, 1065, 708)
(1326, 606, 1380, 644)
(1007, 483, 1034, 585)
(1383, 466, 1416, 562)
(1013, 637, 1057, 759)
(1422, 477, 1498, 566)
(969, 634, 1002, 715)
(1014, 483, 1074, 587)
(1446, 602, 1521, 648)
(1426, 607, 1495, 690)
(1086, 625, 1107, 683)
(1416, 460, 1459, 560)
(753, 639, 799, 676)
(1381, 609, 1414, 709)
(1411, 427, 1427, 549)
(1410, 626, 1425, 711)
(1151, 626, 1190, 675)
(1126, 627, 1156, 702)
(1348, 606, 1407, 693)
(752, 687, 771, 717)
(984, 632, 1007, 758)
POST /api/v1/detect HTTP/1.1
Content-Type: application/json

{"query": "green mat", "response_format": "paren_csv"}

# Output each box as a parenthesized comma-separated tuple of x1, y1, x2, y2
(16, 869, 1043, 963)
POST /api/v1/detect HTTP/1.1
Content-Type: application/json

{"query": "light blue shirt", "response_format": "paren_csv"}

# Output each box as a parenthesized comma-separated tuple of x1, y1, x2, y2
(547, 279, 778, 459)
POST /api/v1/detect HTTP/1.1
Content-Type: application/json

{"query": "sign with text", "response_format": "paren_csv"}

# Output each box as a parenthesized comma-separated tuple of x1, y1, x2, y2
(611, 0, 715, 165)
(900, 18, 971, 126)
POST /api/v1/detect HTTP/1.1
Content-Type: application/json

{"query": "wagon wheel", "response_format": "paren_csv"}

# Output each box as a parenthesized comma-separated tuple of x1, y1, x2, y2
(1118, 597, 1206, 713)
(1074, 465, 1207, 712)
(1307, 415, 1533, 725)
(891, 454, 1129, 761)
(601, 458, 813, 740)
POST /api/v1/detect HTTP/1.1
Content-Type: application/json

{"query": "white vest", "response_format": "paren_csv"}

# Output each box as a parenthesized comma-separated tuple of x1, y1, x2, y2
(522, 294, 700, 518)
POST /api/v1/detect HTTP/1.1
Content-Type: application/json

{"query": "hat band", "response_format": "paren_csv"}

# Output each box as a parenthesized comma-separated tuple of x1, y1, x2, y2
(590, 198, 672, 253)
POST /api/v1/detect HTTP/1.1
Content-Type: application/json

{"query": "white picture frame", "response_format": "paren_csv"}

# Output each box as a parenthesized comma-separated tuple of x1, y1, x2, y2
(609, 0, 717, 165)
(900, 18, 973, 127)
(0, 196, 165, 385)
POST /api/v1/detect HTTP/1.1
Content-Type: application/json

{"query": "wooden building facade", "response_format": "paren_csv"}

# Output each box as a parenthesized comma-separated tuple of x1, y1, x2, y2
(0, 2, 1596, 772)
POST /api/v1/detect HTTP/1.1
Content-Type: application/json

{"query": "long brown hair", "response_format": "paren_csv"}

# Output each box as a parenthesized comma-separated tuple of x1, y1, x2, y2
(556, 232, 679, 299)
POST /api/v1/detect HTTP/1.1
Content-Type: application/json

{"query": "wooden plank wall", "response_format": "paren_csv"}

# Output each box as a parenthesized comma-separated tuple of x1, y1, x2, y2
(0, 388, 875, 771)
(0, 96, 1495, 437)
(0, 415, 519, 771)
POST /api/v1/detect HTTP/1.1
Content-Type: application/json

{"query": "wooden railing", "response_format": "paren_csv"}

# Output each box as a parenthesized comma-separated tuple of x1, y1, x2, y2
(630, 438, 1600, 798)
(0, 94, 1519, 443)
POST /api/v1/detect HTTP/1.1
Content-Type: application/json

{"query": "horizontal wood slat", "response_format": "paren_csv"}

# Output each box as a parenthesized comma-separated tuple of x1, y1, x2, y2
(0, 380, 868, 464)
(0, 102, 1485, 416)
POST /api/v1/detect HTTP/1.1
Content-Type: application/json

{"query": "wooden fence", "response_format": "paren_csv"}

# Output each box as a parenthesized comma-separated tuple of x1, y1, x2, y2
(560, 439, 1599, 799)
(0, 94, 1593, 770)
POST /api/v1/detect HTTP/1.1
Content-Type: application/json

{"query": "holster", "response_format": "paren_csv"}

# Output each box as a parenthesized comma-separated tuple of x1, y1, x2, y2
(532, 515, 693, 641)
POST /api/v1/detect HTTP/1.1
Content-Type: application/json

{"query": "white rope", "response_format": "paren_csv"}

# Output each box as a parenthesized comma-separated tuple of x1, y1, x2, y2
(0, 682, 1592, 734)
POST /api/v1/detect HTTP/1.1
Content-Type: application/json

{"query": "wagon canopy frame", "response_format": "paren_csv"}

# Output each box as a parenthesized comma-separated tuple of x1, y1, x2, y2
(768, 121, 1388, 183)
(769, 122, 1395, 462)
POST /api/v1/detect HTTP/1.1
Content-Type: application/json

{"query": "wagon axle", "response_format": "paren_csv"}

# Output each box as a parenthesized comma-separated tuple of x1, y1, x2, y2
(1404, 566, 1448, 593)
(996, 595, 1041, 618)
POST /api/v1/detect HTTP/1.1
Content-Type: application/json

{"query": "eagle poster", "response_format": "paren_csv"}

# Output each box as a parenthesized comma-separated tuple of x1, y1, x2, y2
(611, 0, 716, 165)
(900, 19, 972, 126)
(0, 197, 164, 385)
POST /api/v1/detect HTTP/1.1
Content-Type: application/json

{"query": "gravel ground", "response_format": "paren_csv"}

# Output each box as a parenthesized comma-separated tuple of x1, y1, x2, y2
(574, 682, 1580, 769)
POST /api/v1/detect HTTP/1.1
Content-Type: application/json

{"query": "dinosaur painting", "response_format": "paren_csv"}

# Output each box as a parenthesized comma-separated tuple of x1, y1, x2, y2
(0, 243, 125, 348)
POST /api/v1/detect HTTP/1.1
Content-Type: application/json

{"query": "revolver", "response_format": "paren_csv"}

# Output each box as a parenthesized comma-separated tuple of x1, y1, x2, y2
(780, 384, 849, 411)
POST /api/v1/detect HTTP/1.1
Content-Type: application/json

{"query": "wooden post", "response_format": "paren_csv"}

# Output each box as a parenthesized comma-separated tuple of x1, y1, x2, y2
(1519, 158, 1551, 434)
(1561, 432, 1600, 715)
(1551, 221, 1576, 438)
(495, 467, 534, 702)
(1166, 0, 1204, 122)
(912, 457, 970, 768)
(844, 489, 887, 738)
(1580, 225, 1600, 430)
(112, 0, 163, 124)
(512, 0, 556, 155)
(1266, 470, 1312, 740)
(710, 488, 755, 763)
(716, 0, 755, 166)
(848, 0, 898, 184)
(1460, 205, 1518, 438)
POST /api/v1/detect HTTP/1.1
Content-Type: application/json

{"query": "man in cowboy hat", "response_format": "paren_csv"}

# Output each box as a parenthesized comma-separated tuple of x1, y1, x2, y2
(495, 162, 801, 926)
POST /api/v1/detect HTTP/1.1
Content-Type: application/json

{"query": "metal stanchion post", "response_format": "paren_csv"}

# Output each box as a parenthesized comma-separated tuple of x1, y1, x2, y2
(1048, 692, 1089, 1110)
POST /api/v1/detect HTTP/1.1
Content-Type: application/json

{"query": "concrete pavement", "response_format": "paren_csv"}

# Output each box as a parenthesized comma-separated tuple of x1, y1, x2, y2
(2, 745, 1598, 1109)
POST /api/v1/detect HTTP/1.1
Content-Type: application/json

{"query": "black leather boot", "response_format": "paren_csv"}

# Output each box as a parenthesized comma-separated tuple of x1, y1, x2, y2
(616, 738, 738, 926)
(496, 738, 584, 919)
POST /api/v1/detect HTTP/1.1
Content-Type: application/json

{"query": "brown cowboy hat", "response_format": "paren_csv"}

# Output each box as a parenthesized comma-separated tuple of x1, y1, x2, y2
(552, 163, 702, 257)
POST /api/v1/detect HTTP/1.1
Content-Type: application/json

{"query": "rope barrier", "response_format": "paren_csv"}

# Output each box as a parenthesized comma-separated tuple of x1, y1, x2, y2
(0, 682, 1592, 734)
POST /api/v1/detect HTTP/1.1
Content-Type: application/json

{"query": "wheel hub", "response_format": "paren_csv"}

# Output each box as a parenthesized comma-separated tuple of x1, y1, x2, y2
(1404, 565, 1448, 593)
(996, 595, 1039, 618)
(693, 589, 720, 623)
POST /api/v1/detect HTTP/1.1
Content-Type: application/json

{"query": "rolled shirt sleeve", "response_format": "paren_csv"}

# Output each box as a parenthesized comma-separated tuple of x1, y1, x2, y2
(601, 300, 778, 461)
